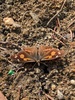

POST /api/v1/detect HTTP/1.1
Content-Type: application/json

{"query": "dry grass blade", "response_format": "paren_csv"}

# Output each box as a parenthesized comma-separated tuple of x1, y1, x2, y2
(0, 41, 21, 49)
(44, 93, 54, 100)
(67, 16, 75, 28)
(46, 0, 67, 26)
(49, 28, 66, 40)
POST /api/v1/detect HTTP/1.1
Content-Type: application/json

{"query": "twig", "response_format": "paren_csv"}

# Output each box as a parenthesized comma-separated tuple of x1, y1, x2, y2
(49, 25, 67, 47)
(68, 29, 73, 42)
(46, 0, 66, 26)
(12, 71, 23, 88)
(53, 35, 67, 47)
(67, 16, 75, 28)
(0, 41, 21, 49)
(44, 93, 54, 100)
(0, 47, 7, 51)
(49, 28, 66, 40)
(0, 56, 13, 64)
(16, 87, 21, 100)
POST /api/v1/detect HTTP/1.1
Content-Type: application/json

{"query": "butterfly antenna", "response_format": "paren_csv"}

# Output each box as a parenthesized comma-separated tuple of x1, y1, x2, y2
(41, 62, 48, 67)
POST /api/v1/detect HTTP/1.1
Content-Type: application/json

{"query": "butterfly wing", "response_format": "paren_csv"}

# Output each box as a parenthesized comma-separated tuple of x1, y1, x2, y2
(39, 45, 52, 59)
(39, 45, 64, 61)
(11, 45, 64, 64)
(11, 46, 37, 63)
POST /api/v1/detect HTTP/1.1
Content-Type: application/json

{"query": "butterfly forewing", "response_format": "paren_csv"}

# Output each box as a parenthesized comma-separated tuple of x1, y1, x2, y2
(23, 46, 38, 61)
(11, 51, 35, 62)
(39, 46, 64, 61)
(11, 46, 38, 63)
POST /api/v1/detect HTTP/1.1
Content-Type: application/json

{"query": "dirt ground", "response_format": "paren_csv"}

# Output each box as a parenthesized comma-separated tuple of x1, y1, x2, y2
(0, 0, 75, 100)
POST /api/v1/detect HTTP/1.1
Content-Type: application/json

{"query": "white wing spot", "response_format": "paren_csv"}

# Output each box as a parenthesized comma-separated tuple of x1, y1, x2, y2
(15, 55, 17, 58)
(55, 55, 59, 58)
(17, 59, 20, 62)
(58, 52, 61, 55)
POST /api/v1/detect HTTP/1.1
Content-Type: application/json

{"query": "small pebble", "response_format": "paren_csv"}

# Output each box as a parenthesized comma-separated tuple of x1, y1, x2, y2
(48, 35, 51, 39)
(29, 72, 34, 75)
(34, 68, 41, 74)
(3, 17, 15, 25)
(51, 84, 56, 90)
(22, 97, 29, 100)
(3, 17, 21, 27)
(70, 80, 75, 85)
(44, 85, 49, 90)
(71, 96, 75, 100)
(57, 90, 64, 100)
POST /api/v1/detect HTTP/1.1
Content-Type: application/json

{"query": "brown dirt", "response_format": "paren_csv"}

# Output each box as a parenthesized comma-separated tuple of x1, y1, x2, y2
(0, 0, 75, 100)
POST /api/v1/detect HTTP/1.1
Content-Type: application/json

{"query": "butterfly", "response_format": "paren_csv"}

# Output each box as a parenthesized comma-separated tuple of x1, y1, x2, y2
(11, 45, 64, 66)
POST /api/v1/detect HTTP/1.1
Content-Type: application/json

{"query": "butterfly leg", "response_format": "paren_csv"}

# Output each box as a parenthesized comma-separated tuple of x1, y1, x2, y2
(41, 62, 48, 67)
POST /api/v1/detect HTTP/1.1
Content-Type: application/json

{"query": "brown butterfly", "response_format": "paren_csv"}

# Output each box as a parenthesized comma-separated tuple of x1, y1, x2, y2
(11, 45, 64, 66)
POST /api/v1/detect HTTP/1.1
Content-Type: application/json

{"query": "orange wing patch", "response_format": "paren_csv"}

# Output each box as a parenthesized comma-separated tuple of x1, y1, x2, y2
(51, 51, 56, 56)
(19, 54, 25, 59)
(44, 55, 52, 59)
(44, 51, 57, 59)
(19, 53, 32, 61)
(23, 58, 32, 61)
